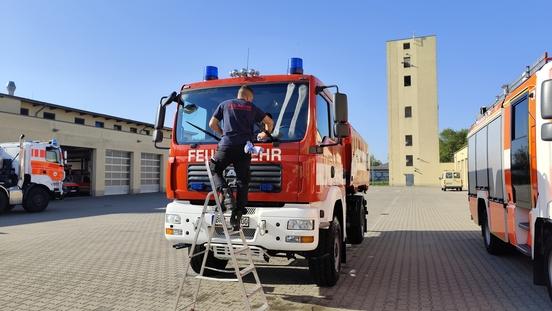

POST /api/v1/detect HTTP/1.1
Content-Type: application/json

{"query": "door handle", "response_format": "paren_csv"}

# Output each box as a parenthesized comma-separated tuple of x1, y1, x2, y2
(331, 166, 335, 178)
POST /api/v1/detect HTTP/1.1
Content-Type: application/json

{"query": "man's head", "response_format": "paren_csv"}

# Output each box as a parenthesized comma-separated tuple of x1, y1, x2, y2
(237, 85, 254, 102)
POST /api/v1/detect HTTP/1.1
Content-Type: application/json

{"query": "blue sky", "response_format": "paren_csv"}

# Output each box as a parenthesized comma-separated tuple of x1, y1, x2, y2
(1, 0, 551, 161)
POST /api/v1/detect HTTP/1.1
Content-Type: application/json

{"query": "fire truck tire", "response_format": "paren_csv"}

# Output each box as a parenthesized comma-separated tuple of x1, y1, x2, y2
(346, 196, 364, 244)
(190, 244, 228, 276)
(544, 239, 552, 300)
(23, 186, 50, 213)
(0, 191, 9, 213)
(481, 212, 507, 255)
(308, 216, 342, 287)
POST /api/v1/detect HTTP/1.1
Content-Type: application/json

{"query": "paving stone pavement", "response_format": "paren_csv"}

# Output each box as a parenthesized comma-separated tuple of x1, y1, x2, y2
(1, 187, 551, 311)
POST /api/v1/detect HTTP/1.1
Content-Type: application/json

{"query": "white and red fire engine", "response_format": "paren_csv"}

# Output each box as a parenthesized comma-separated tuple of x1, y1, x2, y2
(467, 53, 552, 298)
(0, 135, 65, 213)
(154, 58, 370, 286)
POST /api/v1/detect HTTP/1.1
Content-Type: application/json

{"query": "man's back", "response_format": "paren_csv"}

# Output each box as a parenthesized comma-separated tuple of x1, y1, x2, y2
(213, 98, 265, 148)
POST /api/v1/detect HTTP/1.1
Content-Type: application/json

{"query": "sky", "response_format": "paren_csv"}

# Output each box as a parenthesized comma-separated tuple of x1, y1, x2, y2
(1, 0, 551, 161)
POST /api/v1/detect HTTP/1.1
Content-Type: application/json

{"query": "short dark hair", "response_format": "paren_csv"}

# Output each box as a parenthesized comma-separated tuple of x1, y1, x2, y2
(238, 85, 254, 96)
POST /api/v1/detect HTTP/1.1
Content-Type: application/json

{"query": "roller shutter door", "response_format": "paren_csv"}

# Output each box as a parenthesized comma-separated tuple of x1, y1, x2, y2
(140, 153, 160, 193)
(105, 150, 131, 195)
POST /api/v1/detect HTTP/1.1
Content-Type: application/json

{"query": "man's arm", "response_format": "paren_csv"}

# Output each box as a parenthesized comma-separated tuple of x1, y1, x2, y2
(261, 115, 274, 133)
(209, 117, 223, 136)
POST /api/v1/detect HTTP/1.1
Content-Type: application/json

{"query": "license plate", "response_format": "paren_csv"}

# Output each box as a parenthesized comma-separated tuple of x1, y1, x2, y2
(216, 216, 249, 228)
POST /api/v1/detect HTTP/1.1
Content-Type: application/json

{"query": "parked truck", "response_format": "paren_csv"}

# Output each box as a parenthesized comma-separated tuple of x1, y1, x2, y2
(0, 136, 65, 213)
(154, 58, 370, 286)
(467, 53, 552, 298)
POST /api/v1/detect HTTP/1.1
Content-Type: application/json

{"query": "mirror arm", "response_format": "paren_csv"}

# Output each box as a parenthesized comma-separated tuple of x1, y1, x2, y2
(315, 85, 339, 94)
(154, 141, 170, 150)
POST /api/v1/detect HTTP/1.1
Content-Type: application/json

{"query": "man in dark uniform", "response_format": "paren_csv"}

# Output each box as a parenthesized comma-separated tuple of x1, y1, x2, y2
(208, 85, 274, 229)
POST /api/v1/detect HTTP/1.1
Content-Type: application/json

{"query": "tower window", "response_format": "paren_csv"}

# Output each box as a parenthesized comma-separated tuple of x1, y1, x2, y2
(403, 57, 411, 68)
(406, 155, 413, 166)
(405, 106, 412, 118)
(404, 75, 411, 86)
(403, 42, 410, 49)
(405, 135, 413, 146)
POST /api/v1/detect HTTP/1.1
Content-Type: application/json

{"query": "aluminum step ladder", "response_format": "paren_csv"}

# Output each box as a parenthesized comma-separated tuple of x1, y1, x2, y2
(173, 160, 269, 311)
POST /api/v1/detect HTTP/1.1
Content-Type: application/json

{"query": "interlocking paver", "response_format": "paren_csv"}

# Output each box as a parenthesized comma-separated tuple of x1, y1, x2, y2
(1, 188, 551, 310)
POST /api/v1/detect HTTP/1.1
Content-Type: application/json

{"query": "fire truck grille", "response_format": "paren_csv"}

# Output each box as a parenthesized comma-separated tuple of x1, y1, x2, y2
(187, 164, 281, 193)
(214, 227, 256, 239)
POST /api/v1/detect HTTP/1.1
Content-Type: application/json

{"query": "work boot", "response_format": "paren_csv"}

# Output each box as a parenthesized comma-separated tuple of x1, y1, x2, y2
(222, 187, 235, 213)
(230, 208, 246, 231)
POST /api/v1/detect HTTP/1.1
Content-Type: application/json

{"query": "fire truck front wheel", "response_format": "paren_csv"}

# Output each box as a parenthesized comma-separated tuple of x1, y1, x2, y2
(545, 239, 552, 300)
(0, 191, 8, 213)
(308, 216, 342, 287)
(23, 186, 50, 213)
(190, 244, 228, 276)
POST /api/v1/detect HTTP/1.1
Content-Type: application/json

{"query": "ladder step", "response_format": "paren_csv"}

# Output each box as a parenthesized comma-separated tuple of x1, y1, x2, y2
(195, 275, 238, 282)
(240, 264, 255, 277)
(234, 246, 250, 255)
(204, 266, 235, 274)
(253, 302, 269, 311)
(519, 222, 530, 231)
(517, 243, 531, 255)
(246, 284, 263, 298)
(189, 249, 207, 258)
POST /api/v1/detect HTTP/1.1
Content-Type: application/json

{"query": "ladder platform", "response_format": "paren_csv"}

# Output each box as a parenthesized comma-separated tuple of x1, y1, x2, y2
(234, 246, 250, 255)
(204, 266, 236, 274)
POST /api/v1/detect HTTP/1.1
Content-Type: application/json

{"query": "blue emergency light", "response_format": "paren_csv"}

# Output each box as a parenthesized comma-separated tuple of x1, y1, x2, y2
(288, 57, 303, 74)
(190, 182, 205, 191)
(204, 66, 218, 81)
(259, 183, 274, 192)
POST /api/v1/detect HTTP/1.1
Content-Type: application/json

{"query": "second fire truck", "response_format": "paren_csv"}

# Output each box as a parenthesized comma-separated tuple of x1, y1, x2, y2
(154, 58, 370, 286)
(467, 53, 552, 298)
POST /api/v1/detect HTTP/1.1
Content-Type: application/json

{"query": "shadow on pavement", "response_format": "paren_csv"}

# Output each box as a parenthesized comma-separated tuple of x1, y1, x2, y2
(0, 193, 169, 227)
(245, 230, 552, 310)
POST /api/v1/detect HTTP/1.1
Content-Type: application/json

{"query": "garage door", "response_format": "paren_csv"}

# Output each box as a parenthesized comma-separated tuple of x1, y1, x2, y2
(105, 149, 131, 195)
(140, 153, 161, 193)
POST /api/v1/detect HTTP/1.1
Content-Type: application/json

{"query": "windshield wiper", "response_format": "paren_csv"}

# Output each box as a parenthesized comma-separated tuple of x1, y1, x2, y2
(186, 121, 221, 141)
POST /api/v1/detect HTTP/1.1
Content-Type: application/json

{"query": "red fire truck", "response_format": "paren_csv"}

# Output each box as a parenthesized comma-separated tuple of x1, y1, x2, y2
(153, 58, 370, 286)
(467, 53, 552, 298)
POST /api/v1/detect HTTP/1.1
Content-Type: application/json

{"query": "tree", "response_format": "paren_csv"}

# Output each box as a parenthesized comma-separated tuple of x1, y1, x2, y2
(439, 128, 468, 162)
(370, 155, 382, 167)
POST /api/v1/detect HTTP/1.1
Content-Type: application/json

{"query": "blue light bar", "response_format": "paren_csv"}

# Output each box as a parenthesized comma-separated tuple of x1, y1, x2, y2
(288, 57, 303, 74)
(190, 182, 205, 191)
(259, 183, 274, 192)
(204, 66, 218, 81)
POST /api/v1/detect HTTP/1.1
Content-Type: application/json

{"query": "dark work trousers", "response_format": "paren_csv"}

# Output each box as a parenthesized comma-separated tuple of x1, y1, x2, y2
(209, 145, 251, 211)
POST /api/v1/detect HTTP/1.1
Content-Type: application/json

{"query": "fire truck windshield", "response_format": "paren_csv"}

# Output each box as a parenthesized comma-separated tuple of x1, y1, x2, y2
(176, 83, 309, 144)
(45, 147, 62, 164)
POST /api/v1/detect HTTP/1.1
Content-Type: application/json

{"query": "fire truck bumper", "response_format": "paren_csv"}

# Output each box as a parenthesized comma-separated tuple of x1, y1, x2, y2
(165, 200, 320, 252)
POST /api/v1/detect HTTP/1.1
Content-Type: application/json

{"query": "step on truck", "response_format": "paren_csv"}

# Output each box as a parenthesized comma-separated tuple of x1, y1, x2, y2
(466, 53, 552, 298)
(0, 135, 65, 213)
(154, 58, 370, 286)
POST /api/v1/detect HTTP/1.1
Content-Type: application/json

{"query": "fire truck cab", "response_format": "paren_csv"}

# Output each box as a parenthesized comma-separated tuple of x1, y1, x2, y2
(155, 59, 370, 286)
(0, 136, 65, 213)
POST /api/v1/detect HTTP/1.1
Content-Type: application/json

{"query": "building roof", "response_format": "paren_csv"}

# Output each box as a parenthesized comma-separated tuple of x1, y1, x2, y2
(0, 93, 171, 131)
(386, 34, 436, 43)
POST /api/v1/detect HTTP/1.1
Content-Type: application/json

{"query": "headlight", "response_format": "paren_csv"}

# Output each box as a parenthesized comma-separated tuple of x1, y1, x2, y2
(166, 214, 181, 224)
(287, 219, 314, 230)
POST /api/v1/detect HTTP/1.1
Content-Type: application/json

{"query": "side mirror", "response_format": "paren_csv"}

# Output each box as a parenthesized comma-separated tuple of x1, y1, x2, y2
(334, 123, 350, 138)
(542, 123, 552, 141)
(334, 92, 348, 123)
(153, 103, 166, 143)
(542, 79, 552, 119)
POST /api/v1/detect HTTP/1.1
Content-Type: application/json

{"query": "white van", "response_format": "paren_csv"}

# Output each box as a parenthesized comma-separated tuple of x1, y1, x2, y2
(439, 171, 462, 191)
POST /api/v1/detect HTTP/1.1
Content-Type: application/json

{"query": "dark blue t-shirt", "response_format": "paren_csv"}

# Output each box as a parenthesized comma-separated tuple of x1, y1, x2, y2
(212, 99, 266, 148)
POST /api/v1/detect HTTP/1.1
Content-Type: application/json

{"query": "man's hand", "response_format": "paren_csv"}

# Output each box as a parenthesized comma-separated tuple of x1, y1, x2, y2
(257, 131, 270, 141)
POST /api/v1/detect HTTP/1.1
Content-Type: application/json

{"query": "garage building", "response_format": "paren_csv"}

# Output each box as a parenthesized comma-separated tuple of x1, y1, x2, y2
(0, 92, 171, 196)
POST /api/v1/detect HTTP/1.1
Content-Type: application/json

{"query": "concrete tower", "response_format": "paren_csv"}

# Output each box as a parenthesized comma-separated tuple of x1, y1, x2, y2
(387, 35, 440, 186)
